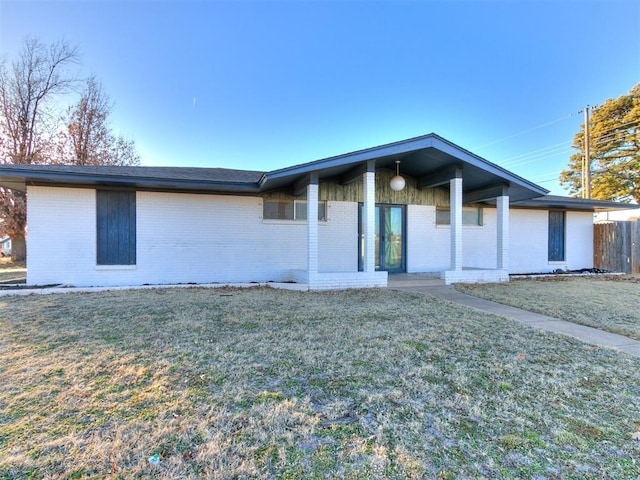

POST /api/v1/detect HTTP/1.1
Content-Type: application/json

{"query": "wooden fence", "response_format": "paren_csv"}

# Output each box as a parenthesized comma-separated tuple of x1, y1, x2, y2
(594, 221, 640, 273)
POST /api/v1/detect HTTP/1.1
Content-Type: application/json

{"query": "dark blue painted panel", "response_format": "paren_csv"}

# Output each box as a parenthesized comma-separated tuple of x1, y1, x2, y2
(97, 190, 136, 265)
(548, 211, 565, 262)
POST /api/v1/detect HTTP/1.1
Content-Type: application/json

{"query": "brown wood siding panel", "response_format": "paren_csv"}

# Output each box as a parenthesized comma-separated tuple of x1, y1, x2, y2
(594, 221, 640, 273)
(322, 169, 451, 205)
(263, 170, 450, 206)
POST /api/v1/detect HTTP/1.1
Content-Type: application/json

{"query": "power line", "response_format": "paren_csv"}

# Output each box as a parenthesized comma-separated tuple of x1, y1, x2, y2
(533, 178, 561, 184)
(592, 120, 640, 146)
(527, 167, 566, 181)
(472, 114, 575, 150)
(497, 146, 573, 172)
(502, 148, 573, 170)
(471, 106, 637, 196)
(499, 141, 572, 167)
(594, 118, 640, 134)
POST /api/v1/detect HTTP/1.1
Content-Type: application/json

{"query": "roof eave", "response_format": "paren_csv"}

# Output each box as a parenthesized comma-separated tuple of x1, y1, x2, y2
(510, 196, 638, 212)
(262, 133, 548, 198)
(0, 170, 262, 195)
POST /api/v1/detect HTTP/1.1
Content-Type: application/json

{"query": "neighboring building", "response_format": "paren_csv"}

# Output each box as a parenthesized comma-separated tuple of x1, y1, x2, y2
(0, 134, 634, 289)
(595, 207, 640, 222)
(0, 236, 11, 257)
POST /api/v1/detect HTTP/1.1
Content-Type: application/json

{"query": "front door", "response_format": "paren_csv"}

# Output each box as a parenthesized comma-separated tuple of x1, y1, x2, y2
(359, 204, 405, 272)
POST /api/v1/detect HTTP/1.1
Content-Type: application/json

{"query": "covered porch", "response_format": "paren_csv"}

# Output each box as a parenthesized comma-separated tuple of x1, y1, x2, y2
(264, 134, 547, 289)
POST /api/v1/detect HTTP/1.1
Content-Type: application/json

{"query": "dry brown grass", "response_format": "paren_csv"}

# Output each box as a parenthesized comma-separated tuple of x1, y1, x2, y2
(0, 258, 26, 283)
(1, 287, 640, 479)
(456, 275, 640, 340)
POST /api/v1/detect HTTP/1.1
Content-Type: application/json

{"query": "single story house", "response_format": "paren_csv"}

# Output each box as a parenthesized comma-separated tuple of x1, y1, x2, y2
(0, 133, 634, 289)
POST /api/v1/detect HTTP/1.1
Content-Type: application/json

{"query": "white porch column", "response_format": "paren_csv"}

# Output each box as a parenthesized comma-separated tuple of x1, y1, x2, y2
(450, 176, 463, 271)
(363, 160, 376, 273)
(307, 173, 319, 277)
(496, 195, 509, 270)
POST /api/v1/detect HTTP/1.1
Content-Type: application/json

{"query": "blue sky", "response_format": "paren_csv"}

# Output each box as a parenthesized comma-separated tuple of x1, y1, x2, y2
(1, 0, 639, 195)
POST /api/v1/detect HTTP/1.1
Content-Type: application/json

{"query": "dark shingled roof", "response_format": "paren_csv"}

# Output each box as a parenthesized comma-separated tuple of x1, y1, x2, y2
(0, 164, 265, 183)
(0, 134, 636, 212)
(511, 194, 637, 212)
(0, 164, 266, 194)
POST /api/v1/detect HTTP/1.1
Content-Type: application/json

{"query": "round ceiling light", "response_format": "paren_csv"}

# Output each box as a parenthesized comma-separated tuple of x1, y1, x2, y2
(390, 160, 405, 191)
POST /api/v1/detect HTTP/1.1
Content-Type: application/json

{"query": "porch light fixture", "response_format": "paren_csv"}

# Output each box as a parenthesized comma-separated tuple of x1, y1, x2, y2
(390, 160, 406, 191)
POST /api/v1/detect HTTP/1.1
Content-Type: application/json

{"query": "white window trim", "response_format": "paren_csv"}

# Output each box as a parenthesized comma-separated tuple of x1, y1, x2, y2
(262, 199, 328, 222)
(435, 206, 483, 226)
(95, 265, 137, 271)
(261, 219, 329, 225)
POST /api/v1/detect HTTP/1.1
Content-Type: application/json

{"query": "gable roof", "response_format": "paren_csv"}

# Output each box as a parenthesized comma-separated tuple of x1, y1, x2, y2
(0, 133, 635, 211)
(262, 133, 549, 202)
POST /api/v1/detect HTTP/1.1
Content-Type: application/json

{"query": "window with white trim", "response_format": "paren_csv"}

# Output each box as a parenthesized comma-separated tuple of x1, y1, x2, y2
(436, 207, 483, 226)
(263, 199, 327, 221)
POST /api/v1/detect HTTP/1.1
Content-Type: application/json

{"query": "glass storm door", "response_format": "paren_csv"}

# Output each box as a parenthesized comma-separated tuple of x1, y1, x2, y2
(359, 204, 405, 272)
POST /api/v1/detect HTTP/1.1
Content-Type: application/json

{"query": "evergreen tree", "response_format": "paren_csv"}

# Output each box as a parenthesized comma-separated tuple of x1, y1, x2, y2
(560, 83, 640, 202)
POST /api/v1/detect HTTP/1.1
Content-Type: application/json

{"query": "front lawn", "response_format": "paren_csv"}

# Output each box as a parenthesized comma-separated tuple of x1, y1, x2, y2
(0, 258, 26, 283)
(1, 287, 639, 479)
(456, 275, 640, 340)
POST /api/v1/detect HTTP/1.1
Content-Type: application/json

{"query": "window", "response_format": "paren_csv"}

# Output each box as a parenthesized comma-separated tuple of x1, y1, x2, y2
(263, 199, 326, 221)
(548, 210, 565, 261)
(436, 207, 483, 226)
(96, 190, 136, 265)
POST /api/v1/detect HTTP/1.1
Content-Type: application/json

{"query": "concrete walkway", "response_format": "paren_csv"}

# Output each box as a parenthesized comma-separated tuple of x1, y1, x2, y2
(391, 283, 640, 358)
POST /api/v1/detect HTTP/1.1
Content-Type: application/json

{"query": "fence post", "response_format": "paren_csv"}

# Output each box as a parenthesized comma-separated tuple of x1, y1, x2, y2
(632, 221, 640, 273)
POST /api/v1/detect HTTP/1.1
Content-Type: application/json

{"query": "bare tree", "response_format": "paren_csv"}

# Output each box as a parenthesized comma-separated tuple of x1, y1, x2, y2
(0, 37, 79, 260)
(0, 37, 79, 165)
(63, 77, 140, 166)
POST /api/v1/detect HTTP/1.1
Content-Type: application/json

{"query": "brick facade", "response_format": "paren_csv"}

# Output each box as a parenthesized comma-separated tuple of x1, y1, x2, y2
(27, 186, 595, 287)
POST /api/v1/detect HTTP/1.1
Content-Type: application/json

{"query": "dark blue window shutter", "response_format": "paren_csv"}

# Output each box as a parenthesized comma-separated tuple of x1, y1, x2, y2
(97, 190, 136, 265)
(548, 211, 565, 262)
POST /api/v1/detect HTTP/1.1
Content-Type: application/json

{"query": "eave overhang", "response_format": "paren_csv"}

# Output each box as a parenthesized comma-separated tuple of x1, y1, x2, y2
(260, 133, 549, 202)
(0, 133, 550, 202)
(0, 167, 263, 195)
(509, 195, 638, 212)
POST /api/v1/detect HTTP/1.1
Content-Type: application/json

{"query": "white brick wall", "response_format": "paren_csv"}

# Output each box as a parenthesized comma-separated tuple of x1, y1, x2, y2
(462, 209, 498, 269)
(565, 211, 594, 269)
(509, 209, 548, 273)
(496, 196, 509, 270)
(28, 187, 97, 286)
(26, 186, 596, 286)
(509, 209, 594, 273)
(27, 187, 358, 287)
(407, 206, 595, 274)
(291, 270, 387, 290)
(137, 191, 308, 284)
(406, 205, 498, 272)
(407, 205, 449, 272)
(442, 269, 508, 284)
(319, 201, 358, 272)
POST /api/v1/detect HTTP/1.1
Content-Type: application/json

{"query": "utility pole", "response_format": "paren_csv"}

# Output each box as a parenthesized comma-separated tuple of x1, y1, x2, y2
(584, 106, 591, 199)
